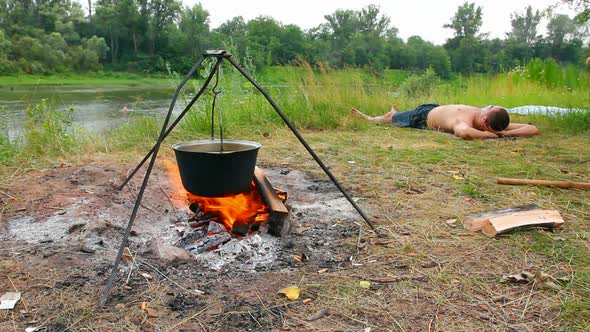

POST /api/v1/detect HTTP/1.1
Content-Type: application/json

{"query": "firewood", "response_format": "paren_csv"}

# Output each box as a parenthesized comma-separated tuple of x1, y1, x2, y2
(464, 204, 540, 232)
(481, 210, 564, 237)
(268, 213, 290, 237)
(231, 222, 250, 236)
(253, 167, 288, 216)
(497, 177, 590, 189)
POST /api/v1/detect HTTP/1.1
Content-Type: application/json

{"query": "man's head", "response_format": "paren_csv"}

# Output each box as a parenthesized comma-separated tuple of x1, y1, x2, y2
(482, 106, 509, 132)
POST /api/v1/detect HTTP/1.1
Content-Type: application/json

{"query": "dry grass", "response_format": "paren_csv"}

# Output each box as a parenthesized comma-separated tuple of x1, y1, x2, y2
(1, 120, 589, 331)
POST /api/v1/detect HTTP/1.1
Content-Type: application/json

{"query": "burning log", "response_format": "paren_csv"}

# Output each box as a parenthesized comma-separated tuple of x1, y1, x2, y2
(253, 167, 288, 217)
(268, 213, 290, 237)
(187, 233, 232, 254)
(231, 222, 250, 236)
(254, 167, 290, 237)
(166, 159, 290, 243)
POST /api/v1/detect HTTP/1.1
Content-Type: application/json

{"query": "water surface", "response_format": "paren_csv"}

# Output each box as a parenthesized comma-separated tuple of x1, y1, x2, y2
(0, 84, 183, 140)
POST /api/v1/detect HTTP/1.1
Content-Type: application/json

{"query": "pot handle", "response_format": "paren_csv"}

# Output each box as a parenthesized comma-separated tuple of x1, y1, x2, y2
(210, 68, 224, 152)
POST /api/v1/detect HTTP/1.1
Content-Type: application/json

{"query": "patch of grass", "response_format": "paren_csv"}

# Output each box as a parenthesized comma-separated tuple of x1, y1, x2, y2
(459, 179, 485, 199)
(529, 109, 590, 133)
(106, 115, 161, 151)
(526, 232, 590, 327)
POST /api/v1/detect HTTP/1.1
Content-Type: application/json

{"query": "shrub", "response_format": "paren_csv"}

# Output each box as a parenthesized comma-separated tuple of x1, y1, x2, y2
(23, 99, 77, 156)
(399, 68, 439, 98)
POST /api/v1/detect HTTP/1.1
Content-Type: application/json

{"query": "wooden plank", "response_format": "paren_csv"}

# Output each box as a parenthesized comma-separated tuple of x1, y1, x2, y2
(253, 167, 288, 216)
(497, 178, 590, 190)
(482, 210, 564, 237)
(464, 204, 540, 232)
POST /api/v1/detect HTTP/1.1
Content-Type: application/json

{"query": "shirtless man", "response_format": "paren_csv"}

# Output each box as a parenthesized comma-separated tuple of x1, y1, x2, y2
(351, 104, 540, 139)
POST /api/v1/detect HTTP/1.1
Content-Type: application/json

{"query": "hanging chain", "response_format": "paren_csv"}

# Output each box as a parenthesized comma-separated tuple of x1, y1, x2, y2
(209, 66, 224, 152)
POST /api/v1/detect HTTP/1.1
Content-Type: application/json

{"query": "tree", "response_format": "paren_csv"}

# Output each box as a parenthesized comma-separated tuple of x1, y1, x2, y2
(246, 16, 282, 68)
(0, 29, 15, 73)
(444, 2, 483, 38)
(277, 24, 306, 64)
(406, 36, 452, 78)
(506, 6, 543, 62)
(562, 0, 590, 22)
(357, 4, 393, 36)
(545, 14, 585, 63)
(322, 5, 395, 67)
(508, 6, 542, 46)
(177, 3, 210, 56)
(146, 0, 181, 54)
(444, 2, 485, 74)
(94, 0, 126, 64)
(547, 14, 578, 47)
(215, 16, 248, 56)
(84, 35, 109, 60)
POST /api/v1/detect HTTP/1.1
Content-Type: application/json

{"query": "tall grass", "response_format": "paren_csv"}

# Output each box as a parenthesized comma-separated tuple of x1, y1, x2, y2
(523, 58, 589, 90)
(22, 99, 79, 156)
(106, 115, 160, 151)
(0, 99, 87, 168)
(0, 113, 17, 164)
(173, 62, 589, 135)
(2, 62, 588, 168)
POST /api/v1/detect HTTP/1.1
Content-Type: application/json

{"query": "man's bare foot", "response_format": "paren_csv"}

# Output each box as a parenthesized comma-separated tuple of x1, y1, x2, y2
(391, 104, 399, 112)
(351, 107, 396, 124)
(351, 108, 375, 122)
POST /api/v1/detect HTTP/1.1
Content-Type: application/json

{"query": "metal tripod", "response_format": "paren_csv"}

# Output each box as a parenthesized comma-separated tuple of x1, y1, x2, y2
(100, 50, 378, 306)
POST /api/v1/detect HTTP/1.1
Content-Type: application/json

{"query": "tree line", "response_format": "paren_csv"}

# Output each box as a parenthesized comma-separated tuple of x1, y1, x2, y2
(0, 0, 588, 78)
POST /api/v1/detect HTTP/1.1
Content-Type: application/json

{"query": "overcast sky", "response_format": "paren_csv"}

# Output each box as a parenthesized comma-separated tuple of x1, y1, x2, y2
(182, 0, 575, 45)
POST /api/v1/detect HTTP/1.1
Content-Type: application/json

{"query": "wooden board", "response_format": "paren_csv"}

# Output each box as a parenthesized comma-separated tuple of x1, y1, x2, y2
(482, 209, 564, 237)
(464, 204, 540, 232)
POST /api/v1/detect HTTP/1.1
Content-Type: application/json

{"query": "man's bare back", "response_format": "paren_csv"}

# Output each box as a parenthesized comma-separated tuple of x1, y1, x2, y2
(351, 103, 540, 139)
(426, 104, 482, 132)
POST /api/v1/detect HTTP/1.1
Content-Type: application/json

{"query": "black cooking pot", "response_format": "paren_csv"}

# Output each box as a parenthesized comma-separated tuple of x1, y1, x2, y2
(172, 139, 261, 197)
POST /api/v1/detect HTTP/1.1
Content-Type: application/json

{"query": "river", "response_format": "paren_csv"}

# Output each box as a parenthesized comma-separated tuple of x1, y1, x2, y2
(0, 84, 185, 141)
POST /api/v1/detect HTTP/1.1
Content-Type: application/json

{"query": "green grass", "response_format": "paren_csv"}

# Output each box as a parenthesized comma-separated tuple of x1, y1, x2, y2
(2, 64, 588, 167)
(527, 232, 590, 328)
(1, 65, 589, 329)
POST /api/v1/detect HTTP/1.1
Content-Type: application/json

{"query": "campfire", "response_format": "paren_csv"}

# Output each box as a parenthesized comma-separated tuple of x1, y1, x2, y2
(162, 159, 289, 254)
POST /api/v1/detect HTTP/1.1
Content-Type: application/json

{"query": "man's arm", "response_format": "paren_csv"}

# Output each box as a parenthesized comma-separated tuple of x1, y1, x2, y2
(452, 122, 499, 139)
(498, 123, 540, 137)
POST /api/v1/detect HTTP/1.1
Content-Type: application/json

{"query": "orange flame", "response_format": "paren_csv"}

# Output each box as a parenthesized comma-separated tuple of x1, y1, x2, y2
(162, 158, 270, 231)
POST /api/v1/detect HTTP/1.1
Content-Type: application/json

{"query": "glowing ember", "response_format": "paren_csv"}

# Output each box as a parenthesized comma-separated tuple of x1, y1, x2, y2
(162, 158, 272, 231)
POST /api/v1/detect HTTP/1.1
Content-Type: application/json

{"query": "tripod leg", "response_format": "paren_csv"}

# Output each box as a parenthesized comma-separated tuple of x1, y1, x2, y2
(226, 57, 379, 234)
(116, 57, 222, 191)
(101, 59, 223, 306)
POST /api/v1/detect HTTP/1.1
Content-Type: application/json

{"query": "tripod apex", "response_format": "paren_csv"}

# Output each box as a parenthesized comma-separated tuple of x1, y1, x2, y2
(203, 49, 232, 58)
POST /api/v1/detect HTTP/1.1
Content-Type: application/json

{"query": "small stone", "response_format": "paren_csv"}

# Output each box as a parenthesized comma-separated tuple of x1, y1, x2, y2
(445, 219, 458, 227)
(79, 245, 96, 254)
(139, 239, 194, 264)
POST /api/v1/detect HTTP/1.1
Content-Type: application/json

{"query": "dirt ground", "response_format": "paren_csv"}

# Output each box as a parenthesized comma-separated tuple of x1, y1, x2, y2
(1, 127, 589, 331)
